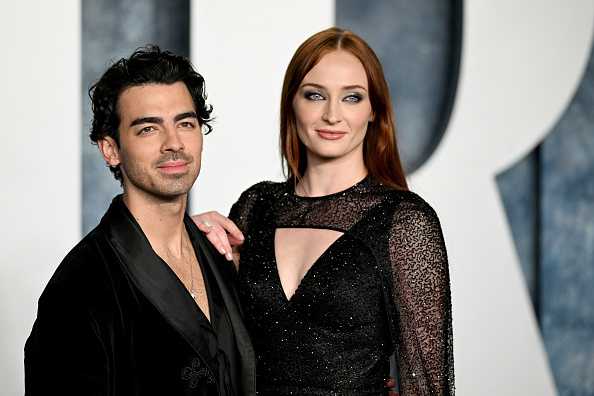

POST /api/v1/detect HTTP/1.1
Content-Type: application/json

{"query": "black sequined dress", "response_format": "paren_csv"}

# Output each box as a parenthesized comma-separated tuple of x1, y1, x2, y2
(229, 176, 454, 395)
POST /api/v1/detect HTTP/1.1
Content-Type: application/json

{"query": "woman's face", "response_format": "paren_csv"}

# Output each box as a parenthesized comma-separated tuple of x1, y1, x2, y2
(292, 50, 373, 166)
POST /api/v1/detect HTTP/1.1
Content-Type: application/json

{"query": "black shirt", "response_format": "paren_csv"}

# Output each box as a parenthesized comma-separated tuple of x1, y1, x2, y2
(195, 245, 239, 396)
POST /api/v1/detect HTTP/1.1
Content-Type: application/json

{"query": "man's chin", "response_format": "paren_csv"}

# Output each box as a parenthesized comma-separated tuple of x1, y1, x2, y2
(132, 183, 193, 202)
(154, 173, 198, 196)
(122, 173, 198, 203)
(152, 185, 193, 200)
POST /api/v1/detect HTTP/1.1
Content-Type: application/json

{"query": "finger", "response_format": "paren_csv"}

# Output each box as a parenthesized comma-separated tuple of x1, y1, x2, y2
(231, 250, 240, 271)
(213, 214, 244, 242)
(208, 231, 227, 255)
(195, 221, 213, 234)
(190, 213, 237, 260)
(211, 226, 234, 261)
(204, 227, 227, 255)
(203, 225, 231, 258)
(228, 235, 244, 247)
(191, 214, 214, 233)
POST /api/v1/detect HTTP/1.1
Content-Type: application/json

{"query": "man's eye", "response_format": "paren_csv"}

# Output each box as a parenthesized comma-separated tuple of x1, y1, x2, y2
(344, 94, 362, 103)
(139, 126, 155, 134)
(179, 121, 196, 129)
(304, 91, 325, 101)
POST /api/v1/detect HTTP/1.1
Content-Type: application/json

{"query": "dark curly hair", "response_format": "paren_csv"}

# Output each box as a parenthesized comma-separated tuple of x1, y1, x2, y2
(89, 45, 213, 182)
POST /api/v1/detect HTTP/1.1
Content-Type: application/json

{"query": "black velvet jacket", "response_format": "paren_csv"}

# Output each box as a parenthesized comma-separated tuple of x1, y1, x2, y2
(25, 196, 256, 396)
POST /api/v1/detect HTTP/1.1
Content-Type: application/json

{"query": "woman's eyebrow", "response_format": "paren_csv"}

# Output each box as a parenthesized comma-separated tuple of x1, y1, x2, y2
(300, 82, 367, 92)
(300, 83, 326, 90)
(342, 84, 367, 91)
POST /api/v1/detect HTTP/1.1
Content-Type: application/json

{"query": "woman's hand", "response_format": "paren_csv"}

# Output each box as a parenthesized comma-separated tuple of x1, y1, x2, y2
(191, 211, 244, 262)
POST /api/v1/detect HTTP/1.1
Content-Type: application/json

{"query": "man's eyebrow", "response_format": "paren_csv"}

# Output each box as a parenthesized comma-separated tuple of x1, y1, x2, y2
(129, 116, 163, 127)
(128, 112, 198, 127)
(174, 111, 198, 122)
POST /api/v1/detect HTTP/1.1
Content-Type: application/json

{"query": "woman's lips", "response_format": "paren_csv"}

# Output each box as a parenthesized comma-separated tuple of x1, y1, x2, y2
(316, 129, 347, 140)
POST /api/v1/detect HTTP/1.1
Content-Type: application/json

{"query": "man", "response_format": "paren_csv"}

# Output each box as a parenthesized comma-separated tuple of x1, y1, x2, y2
(25, 46, 255, 396)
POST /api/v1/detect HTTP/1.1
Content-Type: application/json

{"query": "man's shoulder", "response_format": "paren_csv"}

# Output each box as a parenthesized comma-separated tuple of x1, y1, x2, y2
(42, 224, 112, 300)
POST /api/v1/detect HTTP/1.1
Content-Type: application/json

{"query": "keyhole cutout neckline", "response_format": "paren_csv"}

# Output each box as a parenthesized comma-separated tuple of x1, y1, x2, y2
(272, 174, 369, 301)
(273, 227, 346, 302)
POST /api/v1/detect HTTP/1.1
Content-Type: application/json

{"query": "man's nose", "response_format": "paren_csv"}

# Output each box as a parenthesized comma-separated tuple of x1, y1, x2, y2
(162, 126, 184, 151)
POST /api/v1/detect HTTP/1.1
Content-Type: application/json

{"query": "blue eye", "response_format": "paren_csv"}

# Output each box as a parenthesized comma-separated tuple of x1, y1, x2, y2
(344, 94, 363, 103)
(304, 91, 325, 101)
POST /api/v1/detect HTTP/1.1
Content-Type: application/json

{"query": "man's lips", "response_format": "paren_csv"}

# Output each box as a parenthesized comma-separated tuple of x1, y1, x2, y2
(316, 129, 347, 140)
(157, 160, 189, 173)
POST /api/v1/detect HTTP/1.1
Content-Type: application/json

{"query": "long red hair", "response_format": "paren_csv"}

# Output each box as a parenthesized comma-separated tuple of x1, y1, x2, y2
(280, 27, 408, 190)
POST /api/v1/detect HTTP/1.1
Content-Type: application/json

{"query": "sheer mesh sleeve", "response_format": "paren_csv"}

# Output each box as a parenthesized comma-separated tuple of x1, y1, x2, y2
(389, 199, 455, 395)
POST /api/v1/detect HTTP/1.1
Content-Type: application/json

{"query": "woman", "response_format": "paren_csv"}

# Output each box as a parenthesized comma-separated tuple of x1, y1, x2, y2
(196, 27, 454, 395)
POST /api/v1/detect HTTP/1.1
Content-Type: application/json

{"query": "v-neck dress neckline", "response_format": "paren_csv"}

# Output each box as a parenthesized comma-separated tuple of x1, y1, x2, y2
(270, 229, 349, 303)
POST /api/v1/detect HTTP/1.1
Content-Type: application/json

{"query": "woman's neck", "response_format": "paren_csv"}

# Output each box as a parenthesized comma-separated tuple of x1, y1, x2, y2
(297, 154, 367, 197)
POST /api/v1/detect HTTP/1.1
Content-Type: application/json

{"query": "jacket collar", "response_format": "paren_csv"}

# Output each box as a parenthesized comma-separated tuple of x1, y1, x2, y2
(101, 195, 212, 354)
(100, 195, 255, 394)
(185, 216, 256, 394)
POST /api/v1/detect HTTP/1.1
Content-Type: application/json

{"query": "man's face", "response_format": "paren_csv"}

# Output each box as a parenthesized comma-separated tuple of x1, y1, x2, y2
(101, 82, 203, 201)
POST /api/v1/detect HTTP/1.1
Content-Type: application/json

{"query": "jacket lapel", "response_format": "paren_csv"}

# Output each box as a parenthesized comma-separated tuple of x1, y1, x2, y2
(101, 196, 215, 372)
(185, 217, 256, 395)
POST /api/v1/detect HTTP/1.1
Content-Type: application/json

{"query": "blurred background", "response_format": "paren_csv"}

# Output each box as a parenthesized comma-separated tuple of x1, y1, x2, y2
(1, 1, 593, 394)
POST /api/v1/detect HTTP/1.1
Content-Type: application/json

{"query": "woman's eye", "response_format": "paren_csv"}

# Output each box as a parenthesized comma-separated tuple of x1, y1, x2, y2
(304, 91, 325, 101)
(344, 94, 362, 103)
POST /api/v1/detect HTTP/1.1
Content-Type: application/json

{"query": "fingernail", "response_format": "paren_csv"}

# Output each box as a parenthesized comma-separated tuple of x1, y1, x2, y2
(226, 253, 233, 261)
(220, 249, 226, 255)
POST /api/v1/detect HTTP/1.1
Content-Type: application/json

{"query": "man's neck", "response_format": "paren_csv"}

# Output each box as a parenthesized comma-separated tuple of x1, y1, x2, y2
(123, 188, 188, 258)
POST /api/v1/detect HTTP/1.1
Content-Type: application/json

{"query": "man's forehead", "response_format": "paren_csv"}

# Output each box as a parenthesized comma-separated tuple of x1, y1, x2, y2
(119, 81, 192, 101)
(118, 82, 195, 120)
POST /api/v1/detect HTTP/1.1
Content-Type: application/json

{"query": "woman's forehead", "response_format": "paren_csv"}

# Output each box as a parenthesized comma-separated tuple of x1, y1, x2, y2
(301, 50, 368, 89)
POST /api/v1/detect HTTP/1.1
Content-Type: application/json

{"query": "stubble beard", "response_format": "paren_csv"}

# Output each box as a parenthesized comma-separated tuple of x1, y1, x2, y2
(120, 153, 199, 202)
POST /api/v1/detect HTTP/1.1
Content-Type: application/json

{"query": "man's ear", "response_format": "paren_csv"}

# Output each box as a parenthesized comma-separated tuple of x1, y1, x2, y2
(97, 136, 121, 167)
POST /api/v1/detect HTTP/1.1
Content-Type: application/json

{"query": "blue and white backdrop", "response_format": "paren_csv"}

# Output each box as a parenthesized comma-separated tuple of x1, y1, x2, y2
(2, 1, 594, 395)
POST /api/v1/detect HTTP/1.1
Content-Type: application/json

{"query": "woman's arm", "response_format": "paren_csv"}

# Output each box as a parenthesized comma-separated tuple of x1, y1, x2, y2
(389, 201, 455, 395)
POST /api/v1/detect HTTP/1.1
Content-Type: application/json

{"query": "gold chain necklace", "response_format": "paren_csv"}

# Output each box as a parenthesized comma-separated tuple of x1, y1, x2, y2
(183, 235, 197, 300)
(189, 250, 196, 300)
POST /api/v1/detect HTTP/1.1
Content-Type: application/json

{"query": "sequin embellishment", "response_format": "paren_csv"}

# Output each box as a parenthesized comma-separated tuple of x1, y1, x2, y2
(229, 176, 455, 395)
